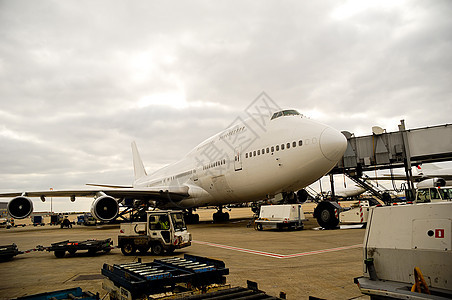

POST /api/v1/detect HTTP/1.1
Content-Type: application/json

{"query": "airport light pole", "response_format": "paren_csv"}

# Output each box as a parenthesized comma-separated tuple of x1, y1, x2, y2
(50, 187, 53, 213)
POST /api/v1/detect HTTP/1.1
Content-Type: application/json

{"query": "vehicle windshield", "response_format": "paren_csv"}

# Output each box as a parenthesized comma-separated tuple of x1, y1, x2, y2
(171, 213, 187, 231)
(416, 189, 430, 203)
(438, 187, 452, 200)
(271, 109, 301, 120)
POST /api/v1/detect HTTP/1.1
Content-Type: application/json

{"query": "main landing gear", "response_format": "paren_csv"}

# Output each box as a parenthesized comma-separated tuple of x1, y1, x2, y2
(184, 209, 200, 224)
(213, 206, 229, 223)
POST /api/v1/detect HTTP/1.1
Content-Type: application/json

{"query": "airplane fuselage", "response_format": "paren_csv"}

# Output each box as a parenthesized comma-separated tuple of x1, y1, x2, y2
(134, 112, 347, 209)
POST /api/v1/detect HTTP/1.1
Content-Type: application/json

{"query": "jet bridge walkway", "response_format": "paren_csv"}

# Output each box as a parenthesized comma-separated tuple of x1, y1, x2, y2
(330, 121, 452, 200)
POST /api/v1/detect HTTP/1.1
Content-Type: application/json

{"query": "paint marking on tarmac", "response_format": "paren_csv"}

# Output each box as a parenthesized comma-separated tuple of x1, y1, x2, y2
(192, 240, 362, 259)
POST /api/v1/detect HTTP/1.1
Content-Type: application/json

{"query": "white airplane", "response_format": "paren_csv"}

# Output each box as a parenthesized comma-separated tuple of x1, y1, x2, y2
(310, 176, 367, 200)
(370, 163, 452, 188)
(1, 109, 347, 223)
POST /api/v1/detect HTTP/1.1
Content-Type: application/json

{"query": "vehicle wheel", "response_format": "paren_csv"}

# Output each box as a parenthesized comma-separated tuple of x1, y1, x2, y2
(256, 223, 263, 231)
(152, 243, 164, 256)
(103, 248, 111, 253)
(166, 247, 175, 255)
(314, 202, 340, 229)
(68, 249, 77, 255)
(87, 249, 97, 256)
(54, 251, 65, 258)
(121, 242, 136, 256)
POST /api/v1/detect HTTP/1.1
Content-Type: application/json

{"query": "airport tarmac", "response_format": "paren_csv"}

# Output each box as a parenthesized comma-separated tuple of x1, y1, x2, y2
(0, 204, 368, 299)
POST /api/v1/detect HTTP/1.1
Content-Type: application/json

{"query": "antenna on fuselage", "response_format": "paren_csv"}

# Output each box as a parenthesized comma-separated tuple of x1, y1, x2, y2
(131, 141, 147, 180)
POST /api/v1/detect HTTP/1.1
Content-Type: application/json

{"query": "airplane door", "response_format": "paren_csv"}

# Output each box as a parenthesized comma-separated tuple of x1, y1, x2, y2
(234, 147, 242, 171)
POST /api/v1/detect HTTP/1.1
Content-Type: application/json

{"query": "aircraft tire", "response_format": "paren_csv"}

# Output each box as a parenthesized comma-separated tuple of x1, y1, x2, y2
(256, 223, 263, 231)
(213, 211, 230, 223)
(314, 201, 339, 229)
(121, 242, 136, 256)
(223, 212, 230, 222)
(185, 213, 199, 224)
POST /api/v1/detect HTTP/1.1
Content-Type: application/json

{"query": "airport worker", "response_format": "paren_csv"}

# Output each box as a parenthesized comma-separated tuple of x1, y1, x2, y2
(158, 215, 170, 230)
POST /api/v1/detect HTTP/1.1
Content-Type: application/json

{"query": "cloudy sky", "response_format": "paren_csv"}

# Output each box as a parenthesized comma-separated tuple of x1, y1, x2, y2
(1, 0, 451, 212)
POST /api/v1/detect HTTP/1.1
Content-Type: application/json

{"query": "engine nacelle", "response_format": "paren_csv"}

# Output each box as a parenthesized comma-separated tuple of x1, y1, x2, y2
(417, 178, 446, 189)
(7, 196, 34, 219)
(90, 195, 119, 221)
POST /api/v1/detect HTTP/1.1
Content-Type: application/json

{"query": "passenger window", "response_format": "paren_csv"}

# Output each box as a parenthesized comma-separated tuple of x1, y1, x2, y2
(281, 144, 285, 150)
(253, 151, 256, 156)
(258, 150, 260, 155)
(299, 140, 303, 146)
(266, 148, 269, 153)
(276, 145, 279, 151)
(293, 141, 296, 147)
(262, 149, 265, 154)
(287, 143, 290, 149)
(271, 146, 274, 152)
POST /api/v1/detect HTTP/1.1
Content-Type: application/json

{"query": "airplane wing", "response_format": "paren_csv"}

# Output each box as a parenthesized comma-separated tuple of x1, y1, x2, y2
(0, 185, 190, 220)
(0, 186, 189, 201)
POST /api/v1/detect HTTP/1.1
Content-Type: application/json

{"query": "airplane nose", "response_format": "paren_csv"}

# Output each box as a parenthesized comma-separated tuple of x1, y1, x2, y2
(319, 127, 347, 162)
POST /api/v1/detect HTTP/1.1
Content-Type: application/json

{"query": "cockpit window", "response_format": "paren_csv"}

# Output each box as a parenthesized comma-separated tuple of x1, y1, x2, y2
(271, 109, 301, 120)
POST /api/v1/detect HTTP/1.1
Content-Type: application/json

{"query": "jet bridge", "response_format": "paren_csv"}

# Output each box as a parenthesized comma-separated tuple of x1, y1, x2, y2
(331, 121, 452, 200)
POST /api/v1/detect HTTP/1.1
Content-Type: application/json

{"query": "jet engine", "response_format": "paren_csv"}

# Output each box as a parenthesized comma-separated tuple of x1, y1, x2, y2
(7, 196, 33, 219)
(90, 194, 119, 221)
(417, 178, 446, 189)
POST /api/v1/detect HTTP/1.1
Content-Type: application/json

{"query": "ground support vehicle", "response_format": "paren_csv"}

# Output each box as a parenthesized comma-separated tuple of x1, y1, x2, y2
(77, 213, 97, 226)
(77, 214, 86, 225)
(49, 214, 63, 226)
(102, 255, 284, 300)
(254, 204, 306, 231)
(0, 244, 22, 261)
(12, 287, 99, 300)
(313, 199, 374, 229)
(6, 218, 26, 229)
(415, 185, 452, 203)
(47, 238, 113, 258)
(60, 217, 73, 228)
(354, 202, 452, 299)
(118, 210, 191, 256)
(102, 255, 228, 298)
(31, 215, 44, 226)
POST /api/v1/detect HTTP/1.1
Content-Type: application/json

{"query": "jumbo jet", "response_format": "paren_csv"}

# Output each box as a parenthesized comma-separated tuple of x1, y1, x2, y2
(1, 109, 347, 223)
